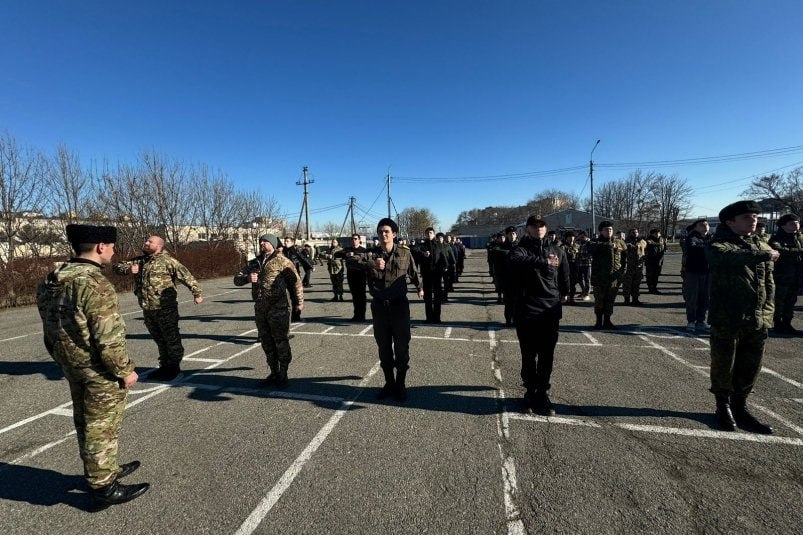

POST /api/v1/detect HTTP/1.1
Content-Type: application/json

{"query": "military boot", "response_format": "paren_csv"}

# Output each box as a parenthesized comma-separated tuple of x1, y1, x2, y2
(532, 390, 556, 416)
(330, 294, 339, 302)
(631, 297, 643, 307)
(377, 367, 396, 399)
(593, 313, 603, 330)
(275, 365, 289, 390)
(623, 296, 631, 306)
(260, 366, 280, 388)
(602, 315, 617, 330)
(730, 394, 773, 434)
(394, 368, 408, 402)
(92, 480, 150, 510)
(148, 364, 181, 382)
(714, 394, 736, 431)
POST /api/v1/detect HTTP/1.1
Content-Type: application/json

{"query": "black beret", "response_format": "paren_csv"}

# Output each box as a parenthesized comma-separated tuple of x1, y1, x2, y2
(526, 216, 546, 227)
(778, 213, 800, 226)
(504, 225, 517, 234)
(719, 200, 761, 223)
(377, 217, 399, 233)
(66, 224, 117, 245)
(435, 232, 445, 239)
(598, 220, 613, 231)
(686, 223, 696, 232)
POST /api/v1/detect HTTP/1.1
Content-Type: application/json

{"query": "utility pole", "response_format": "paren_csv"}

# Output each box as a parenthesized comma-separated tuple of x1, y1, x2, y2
(590, 140, 601, 235)
(295, 166, 313, 240)
(349, 196, 357, 235)
(386, 173, 392, 218)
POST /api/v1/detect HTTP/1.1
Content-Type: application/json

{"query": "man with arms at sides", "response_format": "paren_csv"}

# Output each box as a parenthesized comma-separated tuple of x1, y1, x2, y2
(768, 214, 803, 335)
(337, 233, 368, 321)
(587, 221, 628, 329)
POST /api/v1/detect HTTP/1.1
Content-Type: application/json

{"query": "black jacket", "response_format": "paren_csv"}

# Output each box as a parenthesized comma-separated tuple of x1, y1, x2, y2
(684, 230, 710, 274)
(507, 235, 570, 320)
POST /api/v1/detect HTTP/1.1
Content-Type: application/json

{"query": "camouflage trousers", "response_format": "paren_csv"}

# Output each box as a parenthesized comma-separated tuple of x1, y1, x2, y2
(63, 367, 127, 489)
(621, 267, 644, 298)
(143, 307, 184, 367)
(774, 283, 800, 323)
(254, 301, 292, 374)
(592, 282, 620, 316)
(709, 326, 767, 396)
(329, 271, 344, 297)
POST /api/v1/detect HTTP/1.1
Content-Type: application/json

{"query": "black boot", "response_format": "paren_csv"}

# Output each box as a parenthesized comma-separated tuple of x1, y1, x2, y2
(330, 295, 339, 302)
(593, 313, 603, 330)
(148, 364, 181, 382)
(394, 368, 408, 402)
(714, 394, 736, 431)
(623, 296, 631, 306)
(631, 297, 642, 307)
(339, 294, 345, 302)
(377, 367, 396, 399)
(260, 366, 279, 387)
(275, 366, 289, 389)
(92, 480, 150, 509)
(603, 315, 616, 329)
(730, 394, 773, 434)
(533, 390, 555, 416)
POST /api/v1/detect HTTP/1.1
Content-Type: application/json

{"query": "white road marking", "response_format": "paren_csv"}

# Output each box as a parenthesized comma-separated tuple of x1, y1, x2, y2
(358, 325, 373, 335)
(617, 423, 803, 446)
(184, 357, 225, 363)
(761, 367, 803, 390)
(489, 329, 497, 349)
(0, 335, 30, 342)
(444, 327, 453, 338)
(0, 401, 74, 436)
(582, 331, 601, 345)
(234, 361, 380, 535)
(508, 413, 602, 428)
(50, 407, 73, 417)
(321, 326, 335, 334)
(491, 356, 524, 535)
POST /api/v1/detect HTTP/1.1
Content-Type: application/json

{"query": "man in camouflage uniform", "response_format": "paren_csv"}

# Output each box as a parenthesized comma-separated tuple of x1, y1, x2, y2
(707, 200, 779, 434)
(754, 221, 769, 242)
(768, 213, 803, 335)
(575, 230, 592, 301)
(644, 228, 666, 294)
(114, 235, 203, 381)
(356, 218, 423, 402)
(37, 224, 149, 508)
(587, 221, 628, 329)
(234, 234, 304, 389)
(324, 238, 345, 301)
(622, 228, 647, 306)
(560, 231, 580, 304)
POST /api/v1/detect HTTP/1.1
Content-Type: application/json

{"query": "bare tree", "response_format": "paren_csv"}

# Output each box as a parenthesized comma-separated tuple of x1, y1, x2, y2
(649, 173, 693, 236)
(139, 150, 195, 251)
(0, 133, 47, 269)
(317, 221, 340, 239)
(744, 167, 803, 216)
(45, 143, 93, 225)
(191, 164, 242, 248)
(397, 207, 439, 239)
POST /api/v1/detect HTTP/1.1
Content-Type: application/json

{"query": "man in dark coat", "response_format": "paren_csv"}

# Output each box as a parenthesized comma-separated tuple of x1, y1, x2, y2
(684, 219, 711, 334)
(336, 233, 368, 321)
(768, 213, 802, 335)
(508, 217, 570, 415)
(413, 227, 448, 323)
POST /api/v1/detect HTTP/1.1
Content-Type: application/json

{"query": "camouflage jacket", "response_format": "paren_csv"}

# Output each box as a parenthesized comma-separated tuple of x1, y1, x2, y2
(233, 252, 303, 307)
(768, 229, 803, 286)
(706, 225, 775, 332)
(625, 237, 647, 271)
(37, 259, 134, 379)
(355, 244, 421, 302)
(587, 237, 628, 286)
(326, 245, 345, 275)
(560, 241, 580, 264)
(113, 251, 202, 311)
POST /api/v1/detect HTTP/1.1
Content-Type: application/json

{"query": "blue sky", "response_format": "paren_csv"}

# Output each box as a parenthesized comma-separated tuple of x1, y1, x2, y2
(2, 1, 802, 231)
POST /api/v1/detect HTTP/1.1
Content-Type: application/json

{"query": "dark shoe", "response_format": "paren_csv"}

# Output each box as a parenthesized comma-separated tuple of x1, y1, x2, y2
(593, 313, 603, 330)
(714, 395, 736, 432)
(631, 299, 643, 307)
(395, 369, 408, 402)
(602, 315, 616, 329)
(330, 296, 339, 302)
(731, 396, 773, 434)
(275, 371, 289, 390)
(339, 295, 345, 302)
(260, 372, 279, 387)
(623, 296, 631, 306)
(117, 461, 140, 479)
(377, 367, 396, 399)
(92, 480, 150, 510)
(148, 364, 181, 382)
(532, 391, 556, 416)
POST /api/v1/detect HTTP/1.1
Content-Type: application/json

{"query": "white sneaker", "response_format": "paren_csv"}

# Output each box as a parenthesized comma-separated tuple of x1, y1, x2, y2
(583, 295, 591, 301)
(686, 322, 696, 333)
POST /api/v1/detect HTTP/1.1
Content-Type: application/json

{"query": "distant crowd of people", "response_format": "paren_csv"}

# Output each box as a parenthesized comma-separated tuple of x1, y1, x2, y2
(34, 201, 801, 507)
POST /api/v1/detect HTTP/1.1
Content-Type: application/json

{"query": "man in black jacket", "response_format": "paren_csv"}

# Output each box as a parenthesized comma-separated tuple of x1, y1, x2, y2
(336, 233, 368, 321)
(413, 227, 448, 323)
(684, 219, 711, 334)
(508, 217, 570, 415)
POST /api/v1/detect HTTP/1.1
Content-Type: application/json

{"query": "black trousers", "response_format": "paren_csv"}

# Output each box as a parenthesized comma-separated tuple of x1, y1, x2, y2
(422, 272, 443, 322)
(347, 270, 367, 319)
(371, 298, 411, 371)
(515, 316, 560, 392)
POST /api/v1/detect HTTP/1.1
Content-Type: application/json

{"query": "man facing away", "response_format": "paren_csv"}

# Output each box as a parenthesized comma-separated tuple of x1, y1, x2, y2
(37, 224, 149, 508)
(508, 217, 570, 415)
(356, 218, 423, 402)
(707, 201, 779, 434)
(234, 234, 304, 389)
(113, 235, 202, 381)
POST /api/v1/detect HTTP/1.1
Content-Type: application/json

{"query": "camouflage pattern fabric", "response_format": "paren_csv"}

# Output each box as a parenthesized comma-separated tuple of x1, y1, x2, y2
(768, 229, 802, 323)
(592, 283, 620, 315)
(114, 251, 202, 311)
(587, 238, 628, 287)
(326, 245, 345, 275)
(621, 238, 646, 298)
(143, 307, 184, 367)
(709, 326, 768, 396)
(37, 260, 134, 489)
(254, 300, 292, 373)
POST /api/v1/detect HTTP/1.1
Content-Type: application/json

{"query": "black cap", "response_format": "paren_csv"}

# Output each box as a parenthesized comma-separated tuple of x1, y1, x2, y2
(504, 225, 517, 234)
(719, 200, 761, 223)
(377, 217, 399, 233)
(66, 224, 117, 245)
(598, 220, 613, 231)
(778, 213, 800, 226)
(435, 232, 445, 239)
(526, 216, 546, 227)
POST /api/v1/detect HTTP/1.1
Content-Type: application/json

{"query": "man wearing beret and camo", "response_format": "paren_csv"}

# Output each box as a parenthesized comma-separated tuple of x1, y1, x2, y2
(586, 220, 628, 329)
(768, 213, 803, 335)
(234, 234, 304, 388)
(113, 235, 203, 381)
(707, 200, 780, 434)
(37, 224, 149, 508)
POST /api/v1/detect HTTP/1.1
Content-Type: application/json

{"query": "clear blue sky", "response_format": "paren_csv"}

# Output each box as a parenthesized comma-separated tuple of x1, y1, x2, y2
(2, 1, 802, 231)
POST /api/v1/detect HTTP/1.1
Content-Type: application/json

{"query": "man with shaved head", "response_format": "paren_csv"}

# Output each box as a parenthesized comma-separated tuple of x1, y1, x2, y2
(114, 235, 203, 381)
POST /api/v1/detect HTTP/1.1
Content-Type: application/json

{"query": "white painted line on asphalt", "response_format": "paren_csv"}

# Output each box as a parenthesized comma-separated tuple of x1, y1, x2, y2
(358, 325, 373, 335)
(184, 357, 225, 363)
(321, 326, 335, 334)
(1, 432, 75, 472)
(0, 401, 74, 436)
(761, 367, 803, 390)
(793, 398, 803, 404)
(748, 403, 803, 436)
(0, 334, 30, 342)
(491, 358, 524, 534)
(582, 331, 601, 345)
(234, 361, 381, 535)
(444, 327, 452, 338)
(508, 413, 602, 428)
(617, 423, 803, 446)
(290, 322, 304, 330)
(50, 407, 73, 417)
(489, 329, 498, 349)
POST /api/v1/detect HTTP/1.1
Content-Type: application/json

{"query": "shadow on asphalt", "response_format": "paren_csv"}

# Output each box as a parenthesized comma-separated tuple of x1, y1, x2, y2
(0, 462, 94, 511)
(559, 404, 718, 428)
(0, 359, 63, 380)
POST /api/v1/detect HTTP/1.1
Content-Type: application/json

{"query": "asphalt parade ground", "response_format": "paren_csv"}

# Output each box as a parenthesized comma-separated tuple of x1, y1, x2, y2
(0, 251, 801, 534)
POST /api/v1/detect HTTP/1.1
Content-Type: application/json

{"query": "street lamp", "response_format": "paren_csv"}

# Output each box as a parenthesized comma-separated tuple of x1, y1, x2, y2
(590, 139, 601, 235)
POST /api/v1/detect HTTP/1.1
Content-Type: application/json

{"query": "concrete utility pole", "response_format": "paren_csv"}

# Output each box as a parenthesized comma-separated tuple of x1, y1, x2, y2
(590, 139, 601, 235)
(295, 166, 314, 240)
(386, 173, 392, 219)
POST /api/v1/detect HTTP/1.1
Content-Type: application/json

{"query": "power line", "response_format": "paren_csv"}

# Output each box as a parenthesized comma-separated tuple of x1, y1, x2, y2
(597, 144, 803, 169)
